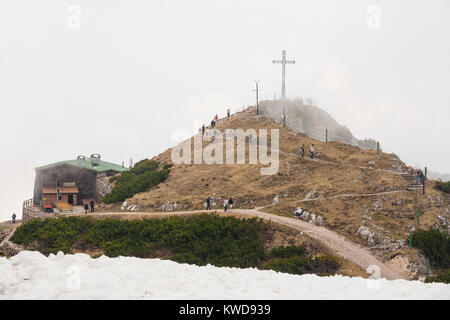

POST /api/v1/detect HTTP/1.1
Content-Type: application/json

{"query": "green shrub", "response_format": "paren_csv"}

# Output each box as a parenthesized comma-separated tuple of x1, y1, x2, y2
(11, 214, 266, 268)
(263, 255, 339, 276)
(409, 228, 450, 268)
(11, 216, 340, 275)
(102, 159, 170, 204)
(163, 163, 173, 170)
(132, 159, 159, 175)
(425, 269, 450, 284)
(263, 245, 339, 276)
(267, 245, 306, 259)
(109, 175, 119, 183)
(264, 256, 312, 275)
(435, 181, 450, 193)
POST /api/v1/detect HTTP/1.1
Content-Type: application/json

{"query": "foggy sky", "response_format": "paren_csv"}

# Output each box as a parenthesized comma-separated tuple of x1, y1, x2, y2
(0, 0, 449, 221)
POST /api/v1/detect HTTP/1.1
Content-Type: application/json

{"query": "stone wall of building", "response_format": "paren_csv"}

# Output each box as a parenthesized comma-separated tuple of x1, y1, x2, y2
(96, 175, 113, 201)
(34, 164, 97, 205)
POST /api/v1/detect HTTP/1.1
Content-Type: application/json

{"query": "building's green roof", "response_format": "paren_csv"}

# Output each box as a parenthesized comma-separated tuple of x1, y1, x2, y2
(35, 158, 128, 173)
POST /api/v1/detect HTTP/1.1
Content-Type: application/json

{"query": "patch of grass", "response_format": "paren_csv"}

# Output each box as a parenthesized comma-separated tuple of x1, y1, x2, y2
(409, 227, 450, 268)
(425, 269, 450, 284)
(435, 181, 450, 193)
(267, 245, 306, 259)
(263, 245, 340, 276)
(163, 163, 173, 170)
(102, 159, 171, 204)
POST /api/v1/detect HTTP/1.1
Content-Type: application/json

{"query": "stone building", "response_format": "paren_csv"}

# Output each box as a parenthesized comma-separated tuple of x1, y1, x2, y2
(33, 154, 127, 210)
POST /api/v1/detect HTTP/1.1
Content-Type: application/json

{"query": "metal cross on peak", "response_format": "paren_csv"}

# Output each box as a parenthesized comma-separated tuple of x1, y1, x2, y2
(272, 50, 295, 101)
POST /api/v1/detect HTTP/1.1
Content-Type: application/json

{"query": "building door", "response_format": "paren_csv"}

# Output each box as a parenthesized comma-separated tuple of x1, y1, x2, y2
(68, 194, 73, 205)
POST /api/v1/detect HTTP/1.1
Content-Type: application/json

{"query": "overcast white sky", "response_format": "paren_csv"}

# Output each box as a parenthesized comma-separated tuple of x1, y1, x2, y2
(0, 0, 449, 221)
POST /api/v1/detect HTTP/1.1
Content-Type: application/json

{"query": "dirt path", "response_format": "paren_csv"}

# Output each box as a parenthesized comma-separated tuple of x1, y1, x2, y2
(88, 207, 407, 280)
(295, 190, 404, 203)
(281, 150, 409, 175)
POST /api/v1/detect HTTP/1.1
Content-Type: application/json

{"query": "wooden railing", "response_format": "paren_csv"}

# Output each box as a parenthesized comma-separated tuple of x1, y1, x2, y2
(23, 198, 33, 208)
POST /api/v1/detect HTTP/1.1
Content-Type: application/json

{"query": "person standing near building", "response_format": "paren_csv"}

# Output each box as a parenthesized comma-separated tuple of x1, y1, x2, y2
(90, 200, 95, 213)
(12, 213, 16, 224)
(84, 203, 89, 214)
(310, 144, 314, 159)
(301, 145, 305, 158)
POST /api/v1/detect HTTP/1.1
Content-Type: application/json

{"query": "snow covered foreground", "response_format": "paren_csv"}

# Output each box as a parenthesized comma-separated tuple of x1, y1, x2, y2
(1, 251, 449, 300)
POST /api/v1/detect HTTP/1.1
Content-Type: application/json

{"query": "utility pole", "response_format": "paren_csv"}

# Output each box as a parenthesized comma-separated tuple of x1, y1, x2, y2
(253, 80, 260, 115)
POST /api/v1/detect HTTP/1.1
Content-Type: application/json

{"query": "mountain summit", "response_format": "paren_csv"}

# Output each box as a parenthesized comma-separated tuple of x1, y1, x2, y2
(259, 99, 377, 149)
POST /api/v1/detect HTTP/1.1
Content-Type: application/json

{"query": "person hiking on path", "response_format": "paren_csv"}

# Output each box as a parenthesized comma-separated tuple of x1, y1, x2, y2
(228, 197, 233, 210)
(12, 213, 16, 224)
(227, 109, 230, 119)
(84, 203, 89, 214)
(310, 144, 314, 159)
(300, 145, 305, 158)
(215, 114, 218, 122)
(223, 199, 228, 212)
(416, 169, 425, 185)
(211, 119, 216, 128)
(206, 197, 211, 210)
(90, 200, 95, 213)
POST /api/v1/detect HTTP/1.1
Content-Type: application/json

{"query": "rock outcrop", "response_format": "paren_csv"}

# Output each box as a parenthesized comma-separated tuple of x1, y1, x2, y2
(259, 99, 377, 149)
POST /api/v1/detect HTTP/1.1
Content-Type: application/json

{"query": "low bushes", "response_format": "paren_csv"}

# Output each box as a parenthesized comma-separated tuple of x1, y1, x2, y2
(263, 245, 340, 276)
(435, 181, 450, 193)
(410, 228, 450, 268)
(11, 215, 340, 276)
(11, 214, 266, 268)
(409, 227, 450, 284)
(425, 269, 450, 284)
(102, 159, 170, 204)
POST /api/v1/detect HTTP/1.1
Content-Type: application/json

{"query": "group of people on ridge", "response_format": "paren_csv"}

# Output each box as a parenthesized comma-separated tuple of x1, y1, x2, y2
(201, 109, 232, 135)
(300, 144, 315, 159)
(205, 196, 234, 212)
(210, 114, 219, 129)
